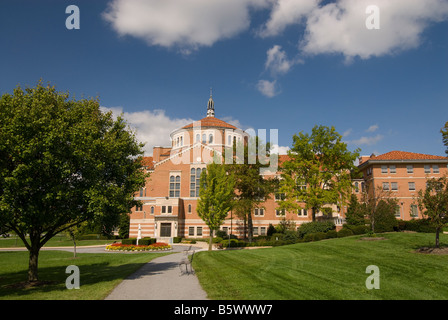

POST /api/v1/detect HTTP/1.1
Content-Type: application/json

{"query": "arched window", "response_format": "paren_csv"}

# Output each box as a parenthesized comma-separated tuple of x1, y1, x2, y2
(180, 136, 183, 146)
(196, 134, 200, 143)
(150, 206, 154, 214)
(209, 134, 213, 143)
(188, 204, 192, 214)
(202, 134, 206, 144)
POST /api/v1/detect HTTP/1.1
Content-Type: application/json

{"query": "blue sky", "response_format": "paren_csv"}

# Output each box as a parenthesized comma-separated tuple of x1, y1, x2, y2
(1, 0, 448, 157)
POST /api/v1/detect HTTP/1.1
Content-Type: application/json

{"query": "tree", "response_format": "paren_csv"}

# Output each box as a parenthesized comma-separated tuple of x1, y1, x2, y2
(224, 137, 277, 242)
(279, 125, 360, 221)
(0, 81, 147, 282)
(345, 194, 367, 226)
(197, 162, 235, 251)
(441, 121, 448, 156)
(417, 177, 448, 248)
(361, 185, 398, 233)
(374, 199, 399, 233)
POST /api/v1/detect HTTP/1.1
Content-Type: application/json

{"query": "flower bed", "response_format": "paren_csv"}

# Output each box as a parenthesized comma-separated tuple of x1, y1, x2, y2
(106, 242, 171, 252)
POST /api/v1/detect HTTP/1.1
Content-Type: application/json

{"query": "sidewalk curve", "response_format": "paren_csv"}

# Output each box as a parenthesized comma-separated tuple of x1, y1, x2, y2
(104, 250, 208, 300)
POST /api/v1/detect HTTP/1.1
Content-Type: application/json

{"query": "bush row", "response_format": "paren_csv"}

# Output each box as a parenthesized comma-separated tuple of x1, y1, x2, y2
(122, 237, 156, 245)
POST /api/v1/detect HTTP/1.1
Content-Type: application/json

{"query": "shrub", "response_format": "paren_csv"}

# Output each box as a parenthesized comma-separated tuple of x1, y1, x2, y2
(173, 237, 182, 243)
(221, 239, 245, 248)
(373, 200, 399, 233)
(402, 219, 437, 233)
(326, 230, 338, 239)
(337, 228, 354, 238)
(344, 224, 370, 235)
(297, 221, 336, 238)
(122, 238, 137, 245)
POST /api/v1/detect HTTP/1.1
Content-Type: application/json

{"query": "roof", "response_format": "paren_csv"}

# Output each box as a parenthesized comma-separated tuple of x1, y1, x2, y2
(141, 156, 154, 169)
(358, 151, 447, 168)
(182, 116, 237, 130)
(371, 151, 447, 161)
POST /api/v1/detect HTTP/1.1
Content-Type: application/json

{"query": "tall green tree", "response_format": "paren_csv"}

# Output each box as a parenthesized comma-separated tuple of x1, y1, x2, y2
(0, 81, 147, 282)
(417, 177, 448, 248)
(224, 137, 277, 242)
(197, 162, 235, 251)
(441, 121, 448, 156)
(345, 194, 367, 226)
(279, 125, 360, 221)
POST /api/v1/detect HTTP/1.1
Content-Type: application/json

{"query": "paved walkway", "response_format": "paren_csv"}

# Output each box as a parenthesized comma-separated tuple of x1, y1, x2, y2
(105, 248, 209, 300)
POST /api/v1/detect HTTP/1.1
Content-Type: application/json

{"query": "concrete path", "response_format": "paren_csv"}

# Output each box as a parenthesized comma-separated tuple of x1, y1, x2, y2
(105, 249, 208, 300)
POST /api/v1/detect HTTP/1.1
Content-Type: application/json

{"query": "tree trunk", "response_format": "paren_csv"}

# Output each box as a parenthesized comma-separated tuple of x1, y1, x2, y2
(208, 229, 213, 251)
(312, 207, 317, 222)
(247, 212, 253, 242)
(28, 245, 40, 282)
(435, 227, 440, 249)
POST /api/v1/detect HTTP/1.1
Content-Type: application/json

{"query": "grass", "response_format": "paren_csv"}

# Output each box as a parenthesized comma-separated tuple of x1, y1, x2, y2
(0, 250, 171, 300)
(192, 232, 448, 300)
(0, 235, 115, 248)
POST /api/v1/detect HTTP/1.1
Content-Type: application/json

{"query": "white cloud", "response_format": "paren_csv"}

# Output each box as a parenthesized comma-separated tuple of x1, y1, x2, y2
(258, 0, 320, 37)
(103, 0, 271, 52)
(256, 79, 280, 98)
(101, 106, 193, 155)
(343, 128, 352, 137)
(366, 124, 379, 133)
(350, 134, 384, 146)
(300, 0, 448, 60)
(265, 45, 298, 76)
(271, 144, 290, 155)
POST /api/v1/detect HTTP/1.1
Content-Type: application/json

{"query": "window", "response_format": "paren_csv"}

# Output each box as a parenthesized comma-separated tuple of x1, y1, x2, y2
(169, 175, 180, 197)
(381, 165, 388, 174)
(298, 208, 307, 216)
(190, 168, 203, 197)
(407, 165, 414, 174)
(391, 182, 398, 191)
(209, 134, 213, 144)
(150, 206, 154, 214)
(410, 205, 419, 218)
(161, 206, 166, 214)
(136, 204, 143, 211)
(382, 182, 389, 191)
(275, 209, 285, 217)
(197, 227, 203, 236)
(253, 227, 259, 236)
(395, 205, 401, 218)
(389, 165, 396, 174)
(354, 182, 359, 193)
(408, 182, 416, 191)
(180, 136, 183, 146)
(139, 187, 145, 197)
(433, 165, 439, 174)
(260, 227, 266, 236)
(196, 134, 200, 143)
(189, 227, 195, 236)
(424, 165, 431, 174)
(202, 134, 206, 144)
(167, 205, 172, 214)
(188, 204, 192, 214)
(228, 135, 231, 145)
(254, 208, 265, 216)
(275, 192, 286, 201)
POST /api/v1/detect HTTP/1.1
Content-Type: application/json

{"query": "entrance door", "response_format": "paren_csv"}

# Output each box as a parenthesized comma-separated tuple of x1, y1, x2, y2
(160, 223, 171, 237)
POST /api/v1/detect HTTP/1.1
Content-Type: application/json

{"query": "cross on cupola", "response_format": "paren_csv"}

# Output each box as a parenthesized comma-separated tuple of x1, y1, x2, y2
(206, 88, 215, 117)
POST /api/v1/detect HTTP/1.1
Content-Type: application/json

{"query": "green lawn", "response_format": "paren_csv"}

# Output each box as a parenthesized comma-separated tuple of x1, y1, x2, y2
(192, 232, 448, 300)
(0, 250, 171, 300)
(0, 236, 115, 248)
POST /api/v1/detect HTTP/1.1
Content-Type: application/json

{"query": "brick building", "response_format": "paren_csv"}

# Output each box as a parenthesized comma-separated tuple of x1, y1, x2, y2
(128, 95, 448, 241)
(128, 95, 342, 241)
(357, 151, 448, 220)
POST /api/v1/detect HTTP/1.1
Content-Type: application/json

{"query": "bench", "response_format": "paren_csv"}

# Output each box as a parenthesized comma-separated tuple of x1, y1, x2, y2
(179, 246, 195, 275)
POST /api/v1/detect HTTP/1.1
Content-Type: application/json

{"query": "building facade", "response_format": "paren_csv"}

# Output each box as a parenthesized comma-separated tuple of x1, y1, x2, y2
(128, 95, 342, 241)
(128, 96, 448, 241)
(357, 151, 448, 220)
